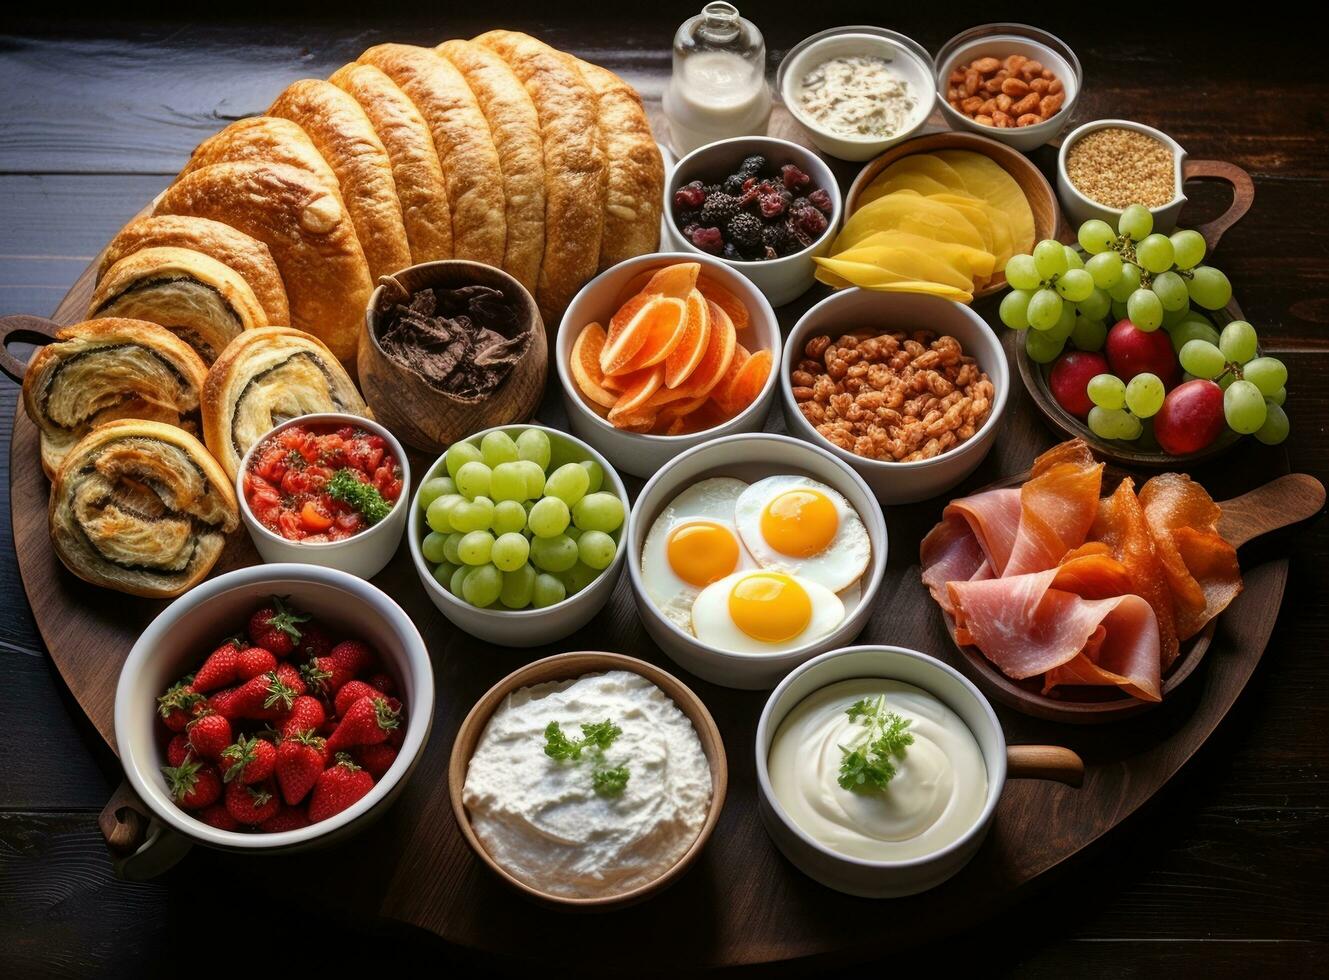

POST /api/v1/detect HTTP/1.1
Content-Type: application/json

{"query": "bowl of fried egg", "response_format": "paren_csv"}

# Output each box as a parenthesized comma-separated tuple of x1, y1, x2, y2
(626, 433, 887, 689)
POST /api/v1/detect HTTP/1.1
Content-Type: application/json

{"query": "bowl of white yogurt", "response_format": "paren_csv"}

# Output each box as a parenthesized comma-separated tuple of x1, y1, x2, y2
(777, 27, 935, 162)
(754, 645, 1082, 898)
(448, 651, 727, 909)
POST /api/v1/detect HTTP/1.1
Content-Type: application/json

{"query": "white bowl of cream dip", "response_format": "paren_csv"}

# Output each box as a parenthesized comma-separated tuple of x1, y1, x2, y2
(754, 645, 1082, 897)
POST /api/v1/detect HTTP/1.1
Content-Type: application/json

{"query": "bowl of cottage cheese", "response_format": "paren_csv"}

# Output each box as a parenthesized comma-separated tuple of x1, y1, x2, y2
(449, 651, 727, 908)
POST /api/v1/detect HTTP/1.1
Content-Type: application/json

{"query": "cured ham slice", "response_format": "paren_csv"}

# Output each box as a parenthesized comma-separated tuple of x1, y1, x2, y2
(919, 487, 1017, 612)
(1004, 438, 1103, 576)
(947, 554, 1162, 701)
(1139, 473, 1243, 640)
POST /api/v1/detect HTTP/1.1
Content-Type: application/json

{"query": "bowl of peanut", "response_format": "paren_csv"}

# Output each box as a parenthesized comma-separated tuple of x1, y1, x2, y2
(934, 24, 1081, 153)
(781, 288, 1009, 505)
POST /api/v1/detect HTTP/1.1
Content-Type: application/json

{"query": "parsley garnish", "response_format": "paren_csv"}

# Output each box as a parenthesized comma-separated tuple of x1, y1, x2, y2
(837, 696, 914, 794)
(544, 720, 630, 797)
(325, 468, 392, 524)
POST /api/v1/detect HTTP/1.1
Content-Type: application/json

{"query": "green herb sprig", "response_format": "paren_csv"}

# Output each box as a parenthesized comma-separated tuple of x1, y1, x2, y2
(325, 468, 393, 524)
(544, 720, 630, 798)
(837, 696, 914, 794)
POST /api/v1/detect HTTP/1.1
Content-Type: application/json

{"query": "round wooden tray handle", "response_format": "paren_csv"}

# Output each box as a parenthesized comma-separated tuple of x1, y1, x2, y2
(1218, 472, 1326, 548)
(0, 314, 62, 384)
(98, 779, 193, 880)
(1182, 159, 1255, 252)
(1006, 745, 1084, 787)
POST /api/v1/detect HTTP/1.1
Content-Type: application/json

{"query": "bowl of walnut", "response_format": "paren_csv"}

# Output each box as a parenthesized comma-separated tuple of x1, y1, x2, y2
(780, 288, 1008, 505)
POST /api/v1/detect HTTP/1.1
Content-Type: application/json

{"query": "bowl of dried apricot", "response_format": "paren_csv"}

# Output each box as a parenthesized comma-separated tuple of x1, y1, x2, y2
(781, 288, 1008, 504)
(557, 254, 781, 479)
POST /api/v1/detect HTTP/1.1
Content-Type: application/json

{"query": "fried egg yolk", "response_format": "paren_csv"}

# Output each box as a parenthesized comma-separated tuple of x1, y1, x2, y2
(759, 488, 839, 559)
(727, 572, 812, 642)
(666, 520, 741, 587)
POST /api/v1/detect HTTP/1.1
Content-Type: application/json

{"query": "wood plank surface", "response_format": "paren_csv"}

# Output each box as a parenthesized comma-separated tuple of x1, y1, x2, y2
(1, 9, 1326, 976)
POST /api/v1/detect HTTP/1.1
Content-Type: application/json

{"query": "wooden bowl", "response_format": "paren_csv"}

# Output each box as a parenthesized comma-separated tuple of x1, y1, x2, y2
(447, 651, 728, 910)
(358, 260, 546, 454)
(844, 130, 1061, 299)
(1017, 300, 1244, 468)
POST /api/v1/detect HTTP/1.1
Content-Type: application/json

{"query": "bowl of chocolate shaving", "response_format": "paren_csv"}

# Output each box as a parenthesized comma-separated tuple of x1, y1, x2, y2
(359, 261, 547, 453)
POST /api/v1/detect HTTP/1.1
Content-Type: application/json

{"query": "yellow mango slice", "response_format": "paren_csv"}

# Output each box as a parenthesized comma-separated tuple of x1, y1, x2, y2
(927, 193, 1013, 269)
(847, 230, 996, 284)
(859, 171, 953, 204)
(828, 245, 976, 291)
(813, 257, 973, 302)
(836, 193, 986, 253)
(865, 154, 968, 197)
(934, 150, 1035, 256)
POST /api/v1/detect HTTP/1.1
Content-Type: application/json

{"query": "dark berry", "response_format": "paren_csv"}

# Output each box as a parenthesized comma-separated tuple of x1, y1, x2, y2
(722, 174, 746, 195)
(682, 222, 702, 239)
(739, 154, 767, 176)
(676, 209, 701, 228)
(699, 192, 740, 228)
(787, 216, 814, 249)
(781, 164, 812, 190)
(673, 180, 705, 209)
(792, 205, 828, 239)
(758, 193, 786, 218)
(702, 183, 721, 196)
(690, 226, 725, 255)
(761, 222, 791, 252)
(790, 196, 811, 213)
(727, 213, 763, 250)
(808, 188, 834, 214)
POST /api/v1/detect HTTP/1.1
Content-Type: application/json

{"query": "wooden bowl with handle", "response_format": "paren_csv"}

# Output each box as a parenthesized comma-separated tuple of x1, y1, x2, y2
(358, 260, 546, 455)
(447, 651, 728, 910)
(843, 130, 1061, 299)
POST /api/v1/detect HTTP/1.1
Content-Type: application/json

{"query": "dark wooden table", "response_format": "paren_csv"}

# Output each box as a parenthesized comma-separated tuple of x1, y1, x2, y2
(2, 10, 1325, 977)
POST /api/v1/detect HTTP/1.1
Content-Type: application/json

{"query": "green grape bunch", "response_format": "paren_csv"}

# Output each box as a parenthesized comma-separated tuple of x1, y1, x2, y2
(1178, 319, 1290, 444)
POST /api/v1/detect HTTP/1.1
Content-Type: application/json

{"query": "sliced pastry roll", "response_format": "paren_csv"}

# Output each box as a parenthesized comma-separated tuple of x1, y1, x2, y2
(89, 246, 268, 363)
(268, 79, 413, 279)
(329, 62, 454, 264)
(22, 318, 209, 479)
(98, 215, 291, 326)
(49, 419, 238, 598)
(155, 160, 372, 364)
(180, 116, 341, 197)
(473, 31, 607, 321)
(203, 326, 370, 479)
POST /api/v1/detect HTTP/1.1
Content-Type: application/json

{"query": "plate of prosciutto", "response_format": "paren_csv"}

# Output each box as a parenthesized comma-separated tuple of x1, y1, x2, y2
(920, 438, 1323, 723)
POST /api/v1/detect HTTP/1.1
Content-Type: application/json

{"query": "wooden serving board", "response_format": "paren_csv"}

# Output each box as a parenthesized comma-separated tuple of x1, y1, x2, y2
(8, 247, 1294, 968)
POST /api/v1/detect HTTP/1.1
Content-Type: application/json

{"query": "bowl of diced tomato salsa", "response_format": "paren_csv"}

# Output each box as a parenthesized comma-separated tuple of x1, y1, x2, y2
(238, 414, 411, 579)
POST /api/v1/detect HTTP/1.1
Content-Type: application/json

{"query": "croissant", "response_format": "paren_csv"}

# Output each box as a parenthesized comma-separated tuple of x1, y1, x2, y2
(269, 79, 413, 280)
(49, 419, 238, 598)
(89, 246, 268, 363)
(155, 161, 372, 365)
(97, 215, 291, 326)
(22, 318, 209, 479)
(474, 31, 607, 322)
(180, 116, 341, 197)
(202, 326, 370, 479)
(329, 62, 454, 264)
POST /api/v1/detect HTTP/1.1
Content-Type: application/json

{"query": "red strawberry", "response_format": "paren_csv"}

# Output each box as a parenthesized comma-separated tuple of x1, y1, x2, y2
(295, 621, 336, 661)
(259, 803, 311, 833)
(334, 680, 383, 717)
(247, 596, 310, 656)
(354, 743, 398, 779)
(166, 733, 192, 767)
(326, 696, 400, 753)
(328, 639, 375, 676)
(367, 672, 396, 696)
(275, 731, 327, 805)
(279, 695, 326, 740)
(186, 712, 232, 760)
(190, 638, 245, 693)
(219, 733, 277, 785)
(197, 802, 239, 831)
(301, 656, 353, 697)
(225, 779, 281, 825)
(274, 662, 307, 698)
(162, 758, 222, 810)
(227, 671, 299, 720)
(236, 646, 277, 680)
(308, 753, 374, 822)
(157, 678, 205, 732)
(208, 686, 240, 719)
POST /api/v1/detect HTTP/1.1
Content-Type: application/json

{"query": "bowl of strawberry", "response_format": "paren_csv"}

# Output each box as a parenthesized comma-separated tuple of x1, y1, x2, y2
(663, 136, 842, 307)
(238, 413, 410, 579)
(114, 564, 431, 868)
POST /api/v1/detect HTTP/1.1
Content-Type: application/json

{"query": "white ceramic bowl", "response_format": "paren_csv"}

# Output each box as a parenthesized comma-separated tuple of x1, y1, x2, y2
(781, 289, 1009, 505)
(1058, 119, 1188, 233)
(625, 433, 887, 690)
(408, 423, 629, 648)
(754, 645, 1002, 897)
(556, 252, 781, 479)
(776, 26, 934, 162)
(935, 23, 1081, 153)
(236, 412, 410, 580)
(114, 564, 433, 863)
(662, 136, 842, 307)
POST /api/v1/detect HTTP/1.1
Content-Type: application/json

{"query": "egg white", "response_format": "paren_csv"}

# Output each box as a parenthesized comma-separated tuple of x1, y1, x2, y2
(641, 478, 755, 634)
(734, 475, 871, 593)
(691, 570, 845, 654)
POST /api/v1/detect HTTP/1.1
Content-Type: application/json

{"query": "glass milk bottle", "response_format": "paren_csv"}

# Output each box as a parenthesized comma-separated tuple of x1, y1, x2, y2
(663, 2, 772, 156)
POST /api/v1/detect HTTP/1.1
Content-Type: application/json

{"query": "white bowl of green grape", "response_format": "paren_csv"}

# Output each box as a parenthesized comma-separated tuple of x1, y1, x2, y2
(407, 424, 630, 647)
